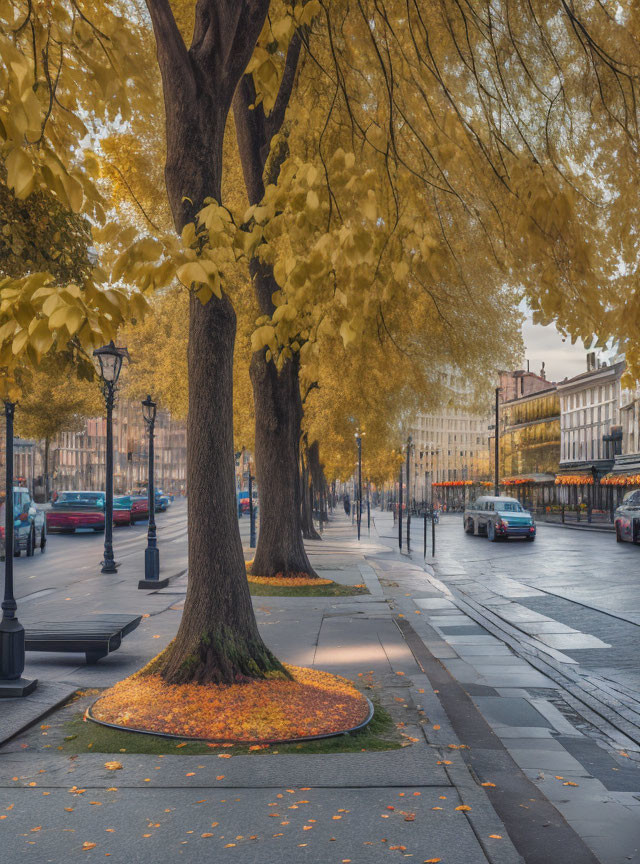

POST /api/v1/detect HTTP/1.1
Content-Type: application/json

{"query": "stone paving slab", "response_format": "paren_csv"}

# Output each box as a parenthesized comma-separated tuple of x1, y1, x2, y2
(535, 631, 612, 650)
(504, 748, 589, 773)
(0, 748, 450, 788)
(477, 671, 557, 689)
(0, 785, 493, 864)
(556, 737, 640, 792)
(0, 682, 77, 746)
(471, 696, 557, 730)
(526, 698, 585, 737)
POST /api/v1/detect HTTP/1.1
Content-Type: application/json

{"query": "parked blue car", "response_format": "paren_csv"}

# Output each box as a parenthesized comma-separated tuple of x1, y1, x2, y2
(0, 486, 47, 557)
(464, 495, 536, 541)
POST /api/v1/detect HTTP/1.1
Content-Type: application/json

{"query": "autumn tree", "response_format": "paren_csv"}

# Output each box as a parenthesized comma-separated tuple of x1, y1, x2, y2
(120, 285, 256, 454)
(5, 0, 640, 695)
(0, 1, 150, 382)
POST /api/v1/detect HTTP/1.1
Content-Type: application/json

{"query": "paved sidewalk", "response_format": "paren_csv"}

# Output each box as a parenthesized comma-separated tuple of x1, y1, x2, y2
(0, 510, 625, 862)
(375, 510, 640, 864)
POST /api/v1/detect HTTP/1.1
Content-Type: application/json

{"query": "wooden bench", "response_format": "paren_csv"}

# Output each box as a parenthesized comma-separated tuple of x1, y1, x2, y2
(25, 614, 143, 665)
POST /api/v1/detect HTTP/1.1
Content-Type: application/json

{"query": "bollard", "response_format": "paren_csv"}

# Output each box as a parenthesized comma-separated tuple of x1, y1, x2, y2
(423, 511, 427, 559)
(432, 510, 436, 557)
(249, 472, 256, 548)
(398, 467, 403, 551)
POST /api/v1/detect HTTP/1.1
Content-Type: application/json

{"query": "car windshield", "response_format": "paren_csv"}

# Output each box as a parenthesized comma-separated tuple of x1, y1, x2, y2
(498, 501, 523, 512)
(623, 491, 640, 507)
(56, 492, 104, 506)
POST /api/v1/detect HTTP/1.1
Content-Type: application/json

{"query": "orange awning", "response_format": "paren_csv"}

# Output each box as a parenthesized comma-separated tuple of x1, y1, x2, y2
(601, 472, 640, 486)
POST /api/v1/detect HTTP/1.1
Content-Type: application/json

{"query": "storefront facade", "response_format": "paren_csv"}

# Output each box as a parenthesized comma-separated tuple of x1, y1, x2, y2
(556, 358, 624, 512)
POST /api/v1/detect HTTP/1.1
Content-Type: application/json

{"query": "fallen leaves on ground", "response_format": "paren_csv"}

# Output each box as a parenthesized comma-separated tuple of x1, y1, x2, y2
(246, 573, 334, 587)
(455, 805, 471, 811)
(82, 842, 97, 851)
(91, 664, 370, 742)
(104, 762, 122, 771)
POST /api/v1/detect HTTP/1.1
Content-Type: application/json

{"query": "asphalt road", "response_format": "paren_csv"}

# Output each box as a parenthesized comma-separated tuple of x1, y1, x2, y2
(12, 499, 189, 604)
(378, 512, 640, 747)
(11, 500, 262, 605)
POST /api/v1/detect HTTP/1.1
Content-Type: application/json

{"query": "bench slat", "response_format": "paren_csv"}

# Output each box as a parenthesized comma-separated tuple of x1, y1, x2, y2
(24, 614, 141, 662)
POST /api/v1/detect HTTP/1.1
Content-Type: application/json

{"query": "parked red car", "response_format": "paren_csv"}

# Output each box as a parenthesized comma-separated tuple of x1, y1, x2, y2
(130, 495, 149, 522)
(46, 491, 106, 533)
(113, 495, 134, 527)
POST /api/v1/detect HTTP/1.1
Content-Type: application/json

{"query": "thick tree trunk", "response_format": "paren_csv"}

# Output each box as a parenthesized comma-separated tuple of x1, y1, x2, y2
(301, 446, 320, 541)
(232, 56, 318, 578)
(249, 351, 317, 577)
(161, 293, 285, 684)
(145, 0, 282, 685)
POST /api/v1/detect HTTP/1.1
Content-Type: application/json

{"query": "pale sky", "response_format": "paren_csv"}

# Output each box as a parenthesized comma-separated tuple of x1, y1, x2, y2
(522, 317, 591, 383)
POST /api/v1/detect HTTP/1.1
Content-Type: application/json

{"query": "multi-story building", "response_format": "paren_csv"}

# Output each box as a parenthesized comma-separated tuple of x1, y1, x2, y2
(555, 355, 624, 509)
(498, 366, 553, 402)
(602, 366, 640, 499)
(408, 372, 491, 505)
(24, 399, 187, 499)
(0, 429, 40, 491)
(558, 355, 623, 465)
(497, 379, 560, 508)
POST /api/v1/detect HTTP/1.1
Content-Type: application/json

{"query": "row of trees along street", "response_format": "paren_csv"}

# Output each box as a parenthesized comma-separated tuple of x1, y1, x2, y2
(2, 1, 640, 690)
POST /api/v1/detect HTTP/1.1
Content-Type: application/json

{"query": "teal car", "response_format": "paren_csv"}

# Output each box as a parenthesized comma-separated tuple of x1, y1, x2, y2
(464, 496, 536, 542)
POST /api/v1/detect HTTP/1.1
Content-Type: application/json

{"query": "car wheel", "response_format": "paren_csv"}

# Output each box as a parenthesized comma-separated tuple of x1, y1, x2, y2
(26, 526, 35, 557)
(526, 535, 536, 542)
(40, 525, 46, 552)
(464, 518, 473, 534)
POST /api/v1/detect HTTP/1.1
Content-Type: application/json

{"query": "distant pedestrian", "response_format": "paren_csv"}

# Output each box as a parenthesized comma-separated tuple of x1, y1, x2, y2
(344, 494, 351, 516)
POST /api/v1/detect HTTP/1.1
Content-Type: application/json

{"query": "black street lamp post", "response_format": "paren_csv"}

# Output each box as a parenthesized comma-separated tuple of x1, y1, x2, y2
(93, 341, 129, 574)
(398, 464, 403, 550)
(0, 401, 37, 697)
(138, 396, 169, 589)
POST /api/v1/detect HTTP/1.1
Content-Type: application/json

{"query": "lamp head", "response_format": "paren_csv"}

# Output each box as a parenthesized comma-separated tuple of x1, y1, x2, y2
(93, 341, 130, 384)
(142, 394, 157, 426)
